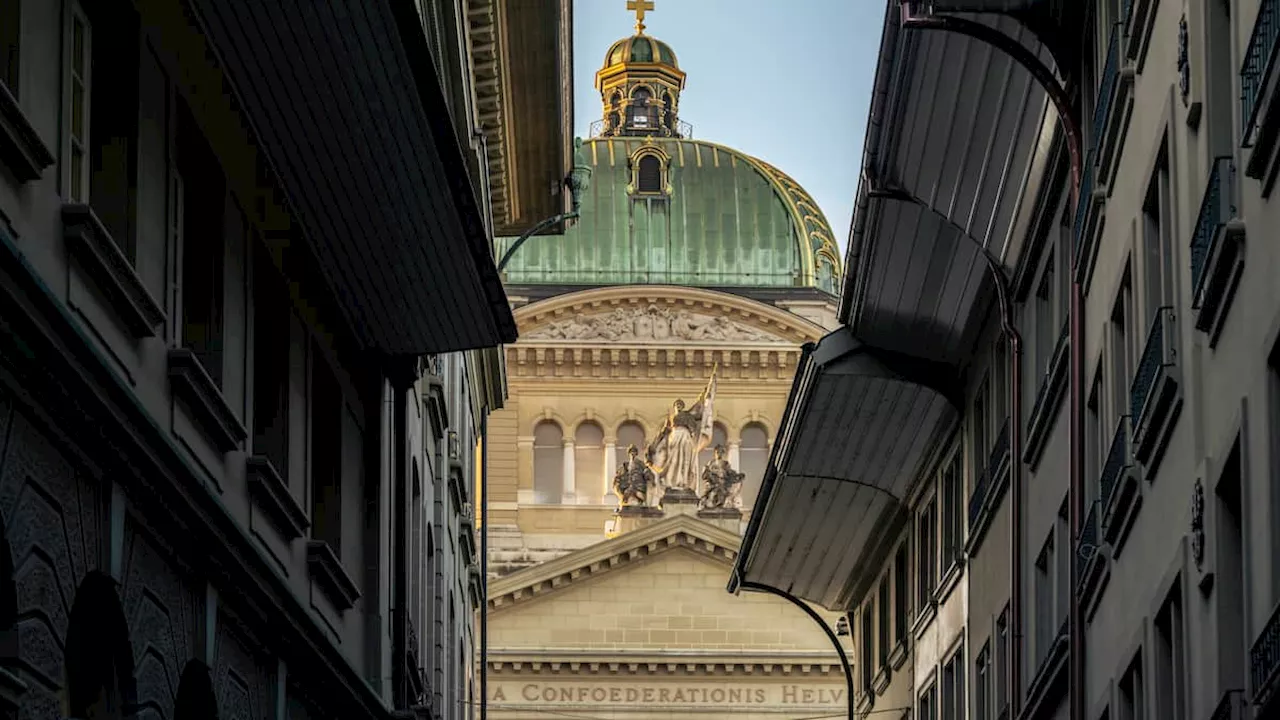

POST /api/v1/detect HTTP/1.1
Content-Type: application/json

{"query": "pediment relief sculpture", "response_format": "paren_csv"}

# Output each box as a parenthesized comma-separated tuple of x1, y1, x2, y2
(522, 304, 783, 344)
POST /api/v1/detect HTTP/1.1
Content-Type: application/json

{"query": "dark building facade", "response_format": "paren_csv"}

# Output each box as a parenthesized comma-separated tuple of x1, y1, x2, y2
(0, 0, 571, 718)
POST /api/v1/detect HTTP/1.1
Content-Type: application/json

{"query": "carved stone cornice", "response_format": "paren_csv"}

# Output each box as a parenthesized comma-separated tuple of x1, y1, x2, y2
(505, 345, 800, 381)
(488, 656, 843, 677)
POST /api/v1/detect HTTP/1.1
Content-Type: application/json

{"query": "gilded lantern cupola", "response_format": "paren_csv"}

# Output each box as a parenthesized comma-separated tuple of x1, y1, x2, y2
(595, 0, 689, 139)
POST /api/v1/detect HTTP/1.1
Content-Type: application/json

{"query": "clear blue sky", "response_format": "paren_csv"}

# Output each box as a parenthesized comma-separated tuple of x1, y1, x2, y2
(572, 0, 884, 253)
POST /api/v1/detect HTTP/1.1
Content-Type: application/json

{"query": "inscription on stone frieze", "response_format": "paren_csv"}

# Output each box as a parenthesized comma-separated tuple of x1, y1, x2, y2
(490, 682, 845, 707)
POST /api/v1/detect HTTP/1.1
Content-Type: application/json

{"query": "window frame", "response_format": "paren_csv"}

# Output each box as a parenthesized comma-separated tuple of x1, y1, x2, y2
(65, 1, 92, 204)
(917, 493, 938, 610)
(0, 0, 19, 96)
(975, 642, 991, 720)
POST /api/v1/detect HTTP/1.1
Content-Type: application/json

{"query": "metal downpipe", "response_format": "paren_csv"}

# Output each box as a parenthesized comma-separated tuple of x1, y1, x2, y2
(736, 580, 854, 720)
(897, 6, 1084, 719)
(480, 410, 490, 720)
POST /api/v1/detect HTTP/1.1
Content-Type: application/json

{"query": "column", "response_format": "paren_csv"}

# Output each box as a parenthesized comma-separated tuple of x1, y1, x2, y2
(604, 440, 618, 503)
(562, 439, 576, 503)
(728, 441, 741, 470)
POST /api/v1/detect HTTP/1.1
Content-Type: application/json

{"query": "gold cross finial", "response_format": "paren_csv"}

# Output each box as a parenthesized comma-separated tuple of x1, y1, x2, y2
(627, 0, 654, 34)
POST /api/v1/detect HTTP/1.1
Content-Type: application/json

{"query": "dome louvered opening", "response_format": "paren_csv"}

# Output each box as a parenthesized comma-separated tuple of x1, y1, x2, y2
(637, 155, 662, 192)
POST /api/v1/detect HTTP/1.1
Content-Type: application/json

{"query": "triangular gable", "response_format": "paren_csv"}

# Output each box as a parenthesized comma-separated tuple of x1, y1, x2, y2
(488, 514, 740, 611)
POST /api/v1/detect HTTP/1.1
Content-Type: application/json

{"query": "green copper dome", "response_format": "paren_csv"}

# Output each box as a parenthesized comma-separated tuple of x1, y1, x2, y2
(605, 35, 679, 67)
(496, 138, 842, 293)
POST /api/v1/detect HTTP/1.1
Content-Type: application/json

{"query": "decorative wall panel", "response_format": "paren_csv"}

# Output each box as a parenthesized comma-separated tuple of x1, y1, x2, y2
(214, 616, 273, 720)
(121, 520, 199, 720)
(0, 402, 104, 720)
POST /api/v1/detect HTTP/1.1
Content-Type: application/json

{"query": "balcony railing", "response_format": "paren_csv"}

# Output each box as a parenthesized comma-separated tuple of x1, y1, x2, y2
(589, 117, 694, 140)
(968, 418, 1010, 529)
(1241, 0, 1280, 141)
(1253, 602, 1280, 706)
(1130, 307, 1174, 422)
(1190, 157, 1237, 303)
(1099, 420, 1129, 515)
(1092, 26, 1122, 146)
(1073, 150, 1095, 256)
(1075, 503, 1099, 593)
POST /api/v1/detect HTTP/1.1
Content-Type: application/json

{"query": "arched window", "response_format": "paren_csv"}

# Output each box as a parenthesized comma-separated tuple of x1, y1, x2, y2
(739, 423, 770, 510)
(574, 422, 605, 504)
(175, 659, 218, 720)
(533, 421, 564, 504)
(616, 422, 646, 468)
(697, 422, 730, 472)
(628, 87, 655, 129)
(637, 155, 662, 193)
(65, 571, 136, 718)
(662, 92, 675, 133)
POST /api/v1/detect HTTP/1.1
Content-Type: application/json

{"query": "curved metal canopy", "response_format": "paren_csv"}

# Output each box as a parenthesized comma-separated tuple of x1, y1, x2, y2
(732, 0, 1058, 611)
(731, 327, 961, 610)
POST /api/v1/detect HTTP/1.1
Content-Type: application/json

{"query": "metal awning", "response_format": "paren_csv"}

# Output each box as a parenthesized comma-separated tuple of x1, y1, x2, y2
(731, 1, 1056, 610)
(730, 328, 961, 609)
(191, 0, 517, 354)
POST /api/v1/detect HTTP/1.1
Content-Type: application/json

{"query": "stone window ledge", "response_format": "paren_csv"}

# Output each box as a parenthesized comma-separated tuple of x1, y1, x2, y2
(0, 82, 53, 183)
(306, 540, 360, 612)
(168, 349, 247, 453)
(62, 204, 165, 338)
(246, 456, 308, 541)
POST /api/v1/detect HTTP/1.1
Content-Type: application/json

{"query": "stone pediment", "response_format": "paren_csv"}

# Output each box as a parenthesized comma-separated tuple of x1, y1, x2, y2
(485, 513, 847, 710)
(513, 286, 824, 347)
(488, 514, 741, 610)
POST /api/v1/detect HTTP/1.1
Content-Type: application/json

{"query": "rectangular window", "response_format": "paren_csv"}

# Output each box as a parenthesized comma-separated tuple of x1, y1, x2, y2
(860, 602, 874, 692)
(1118, 654, 1144, 720)
(1085, 374, 1103, 500)
(1217, 444, 1247, 687)
(0, 0, 18, 95)
(67, 4, 91, 204)
(942, 454, 963, 570)
(66, 0, 141, 259)
(309, 344, 343, 552)
(1141, 143, 1174, 322)
(1154, 583, 1187, 720)
(1056, 504, 1070, 629)
(995, 607, 1010, 713)
(973, 375, 990, 479)
(1035, 532, 1055, 666)
(975, 643, 991, 720)
(919, 682, 937, 720)
(877, 578, 890, 668)
(177, 99, 227, 385)
(252, 241, 291, 476)
(942, 643, 966, 720)
(918, 496, 937, 607)
(893, 543, 909, 642)
(1110, 270, 1135, 420)
(1035, 262, 1054, 377)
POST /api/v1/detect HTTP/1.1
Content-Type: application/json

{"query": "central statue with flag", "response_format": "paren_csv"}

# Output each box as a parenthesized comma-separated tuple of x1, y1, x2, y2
(646, 366, 718, 506)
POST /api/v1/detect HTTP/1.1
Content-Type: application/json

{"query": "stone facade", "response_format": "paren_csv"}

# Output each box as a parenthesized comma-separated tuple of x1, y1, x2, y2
(486, 514, 848, 719)
(0, 0, 569, 718)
